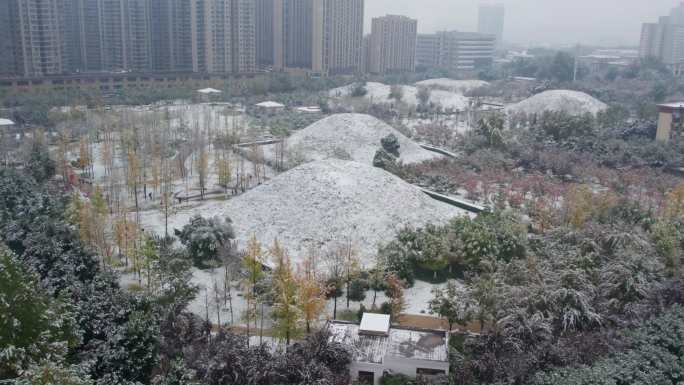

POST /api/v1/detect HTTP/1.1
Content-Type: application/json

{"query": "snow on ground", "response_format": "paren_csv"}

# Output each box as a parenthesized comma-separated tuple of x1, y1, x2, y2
(403, 116, 473, 137)
(415, 78, 490, 93)
(121, 265, 456, 333)
(265, 113, 440, 167)
(329, 82, 469, 111)
(139, 158, 469, 266)
(505, 89, 608, 116)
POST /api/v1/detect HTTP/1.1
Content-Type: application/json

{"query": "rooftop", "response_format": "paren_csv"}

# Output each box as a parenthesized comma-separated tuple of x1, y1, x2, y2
(256, 101, 285, 108)
(328, 318, 448, 364)
(197, 88, 222, 94)
(658, 102, 684, 109)
(359, 313, 391, 336)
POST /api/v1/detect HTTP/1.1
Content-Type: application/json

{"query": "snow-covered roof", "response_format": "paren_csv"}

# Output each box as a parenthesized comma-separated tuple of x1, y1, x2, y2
(0, 118, 15, 126)
(295, 106, 322, 113)
(255, 101, 285, 108)
(658, 102, 684, 109)
(360, 313, 390, 336)
(328, 321, 449, 364)
(197, 88, 222, 94)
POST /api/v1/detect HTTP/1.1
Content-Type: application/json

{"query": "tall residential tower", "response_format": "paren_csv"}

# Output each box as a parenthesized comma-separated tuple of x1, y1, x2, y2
(478, 3, 504, 48)
(312, 0, 364, 75)
(369, 15, 417, 74)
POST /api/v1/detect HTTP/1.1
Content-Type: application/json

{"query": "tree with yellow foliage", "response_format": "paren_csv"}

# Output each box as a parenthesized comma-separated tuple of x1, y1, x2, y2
(242, 235, 263, 341)
(270, 241, 302, 345)
(56, 128, 71, 188)
(215, 149, 232, 192)
(78, 136, 92, 180)
(564, 185, 594, 229)
(664, 182, 684, 219)
(297, 265, 326, 334)
(197, 144, 209, 200)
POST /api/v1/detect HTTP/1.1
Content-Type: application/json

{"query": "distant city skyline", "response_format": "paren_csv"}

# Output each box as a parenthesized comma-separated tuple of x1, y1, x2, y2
(365, 0, 684, 47)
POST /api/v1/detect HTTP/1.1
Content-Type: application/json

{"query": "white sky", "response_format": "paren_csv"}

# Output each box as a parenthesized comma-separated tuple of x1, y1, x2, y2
(364, 0, 682, 47)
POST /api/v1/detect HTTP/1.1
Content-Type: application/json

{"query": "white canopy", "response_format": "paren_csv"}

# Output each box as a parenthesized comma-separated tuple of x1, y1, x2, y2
(0, 118, 15, 126)
(256, 101, 285, 109)
(197, 88, 222, 94)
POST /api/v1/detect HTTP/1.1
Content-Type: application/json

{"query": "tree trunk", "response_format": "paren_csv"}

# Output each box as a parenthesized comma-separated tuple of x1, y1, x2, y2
(346, 280, 350, 308)
(333, 296, 338, 319)
(259, 302, 264, 345)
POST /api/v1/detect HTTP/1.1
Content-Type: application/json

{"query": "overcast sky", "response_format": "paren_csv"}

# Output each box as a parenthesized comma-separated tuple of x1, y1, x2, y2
(365, 0, 682, 47)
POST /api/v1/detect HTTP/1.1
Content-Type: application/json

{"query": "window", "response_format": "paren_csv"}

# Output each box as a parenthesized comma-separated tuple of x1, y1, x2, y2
(358, 371, 374, 385)
(416, 368, 445, 376)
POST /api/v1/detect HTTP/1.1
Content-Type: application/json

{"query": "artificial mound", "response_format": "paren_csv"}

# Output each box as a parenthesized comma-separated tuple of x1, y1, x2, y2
(506, 90, 608, 116)
(271, 113, 440, 166)
(141, 159, 467, 266)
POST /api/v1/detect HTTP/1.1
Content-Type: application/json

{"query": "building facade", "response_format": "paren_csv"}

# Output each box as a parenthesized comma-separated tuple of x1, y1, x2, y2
(256, 0, 274, 68)
(0, 0, 257, 78)
(416, 31, 495, 74)
(639, 4, 684, 67)
(312, 0, 364, 76)
(273, 0, 314, 70)
(478, 3, 504, 48)
(1, 0, 66, 77)
(328, 314, 450, 385)
(369, 15, 417, 74)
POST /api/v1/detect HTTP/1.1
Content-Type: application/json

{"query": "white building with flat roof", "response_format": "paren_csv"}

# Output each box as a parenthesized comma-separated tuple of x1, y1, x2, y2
(328, 313, 449, 385)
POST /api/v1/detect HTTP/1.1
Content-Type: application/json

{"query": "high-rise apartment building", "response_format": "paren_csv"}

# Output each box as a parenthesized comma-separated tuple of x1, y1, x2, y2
(369, 15, 417, 74)
(478, 3, 504, 48)
(0, 0, 257, 77)
(640, 4, 684, 66)
(312, 0, 364, 75)
(416, 31, 495, 73)
(1, 0, 66, 77)
(274, 0, 314, 70)
(151, 0, 196, 72)
(256, 0, 275, 68)
(94, 0, 153, 72)
(230, 0, 256, 73)
(0, 1, 20, 76)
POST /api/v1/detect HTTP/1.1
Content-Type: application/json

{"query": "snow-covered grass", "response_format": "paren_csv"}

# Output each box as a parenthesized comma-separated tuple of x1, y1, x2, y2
(415, 78, 490, 93)
(329, 82, 469, 111)
(264, 113, 440, 167)
(505, 89, 608, 116)
(139, 159, 469, 266)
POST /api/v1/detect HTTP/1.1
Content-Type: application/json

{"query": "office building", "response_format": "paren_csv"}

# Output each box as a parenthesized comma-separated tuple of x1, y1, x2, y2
(478, 3, 504, 48)
(312, 0, 364, 75)
(416, 31, 495, 73)
(369, 15, 417, 74)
